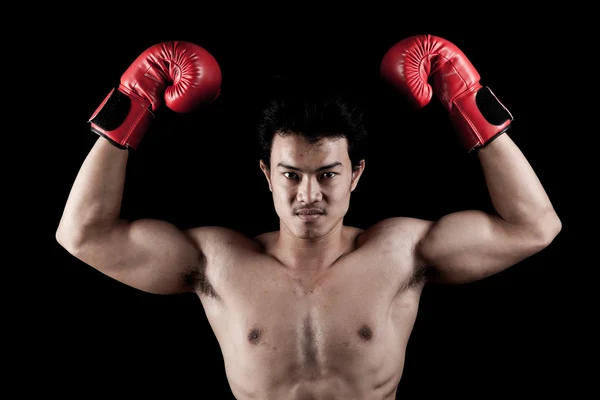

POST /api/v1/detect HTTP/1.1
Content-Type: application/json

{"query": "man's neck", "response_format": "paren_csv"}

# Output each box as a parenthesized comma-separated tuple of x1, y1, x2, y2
(273, 221, 350, 272)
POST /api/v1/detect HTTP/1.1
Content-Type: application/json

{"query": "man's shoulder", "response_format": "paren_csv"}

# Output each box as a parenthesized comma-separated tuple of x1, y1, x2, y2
(357, 217, 434, 248)
(253, 229, 279, 243)
(184, 225, 266, 253)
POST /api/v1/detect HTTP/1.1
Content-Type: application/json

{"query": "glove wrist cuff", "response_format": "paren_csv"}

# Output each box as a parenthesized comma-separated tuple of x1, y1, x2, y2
(88, 87, 154, 150)
(450, 86, 513, 152)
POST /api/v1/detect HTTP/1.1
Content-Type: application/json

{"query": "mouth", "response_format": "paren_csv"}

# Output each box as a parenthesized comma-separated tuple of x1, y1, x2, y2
(296, 209, 324, 221)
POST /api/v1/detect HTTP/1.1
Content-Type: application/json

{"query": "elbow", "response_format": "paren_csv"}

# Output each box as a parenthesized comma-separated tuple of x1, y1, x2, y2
(530, 210, 562, 250)
(55, 220, 85, 256)
(55, 217, 99, 257)
(541, 210, 562, 244)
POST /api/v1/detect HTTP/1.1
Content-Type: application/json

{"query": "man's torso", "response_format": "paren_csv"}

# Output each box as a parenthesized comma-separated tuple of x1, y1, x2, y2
(192, 222, 427, 399)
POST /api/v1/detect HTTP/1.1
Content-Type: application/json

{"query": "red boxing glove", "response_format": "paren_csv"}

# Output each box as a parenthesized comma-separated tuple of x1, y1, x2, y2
(380, 34, 513, 152)
(89, 41, 222, 149)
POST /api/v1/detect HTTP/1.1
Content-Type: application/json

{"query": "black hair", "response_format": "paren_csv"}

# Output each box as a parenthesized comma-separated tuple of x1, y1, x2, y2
(256, 78, 368, 171)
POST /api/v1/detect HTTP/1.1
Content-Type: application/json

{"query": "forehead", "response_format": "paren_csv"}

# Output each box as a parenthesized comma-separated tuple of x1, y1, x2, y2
(271, 134, 349, 163)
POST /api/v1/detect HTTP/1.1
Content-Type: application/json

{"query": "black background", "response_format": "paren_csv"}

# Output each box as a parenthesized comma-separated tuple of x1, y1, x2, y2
(20, 11, 588, 399)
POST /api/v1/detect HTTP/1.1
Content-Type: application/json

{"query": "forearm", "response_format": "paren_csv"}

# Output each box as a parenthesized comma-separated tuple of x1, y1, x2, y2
(478, 134, 560, 234)
(57, 137, 129, 242)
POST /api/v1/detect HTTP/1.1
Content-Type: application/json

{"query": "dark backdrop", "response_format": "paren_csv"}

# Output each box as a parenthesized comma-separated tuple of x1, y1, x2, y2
(25, 15, 584, 399)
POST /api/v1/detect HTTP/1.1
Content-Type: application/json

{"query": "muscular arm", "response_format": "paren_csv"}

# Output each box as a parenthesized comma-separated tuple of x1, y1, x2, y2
(380, 34, 561, 284)
(56, 137, 203, 294)
(56, 41, 223, 295)
(416, 134, 562, 284)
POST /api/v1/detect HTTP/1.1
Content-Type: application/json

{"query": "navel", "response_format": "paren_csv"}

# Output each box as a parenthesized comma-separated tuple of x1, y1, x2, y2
(248, 328, 262, 345)
(357, 324, 373, 341)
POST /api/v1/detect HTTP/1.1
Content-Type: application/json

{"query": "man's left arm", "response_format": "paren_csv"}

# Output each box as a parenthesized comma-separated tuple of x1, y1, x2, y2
(417, 133, 561, 284)
(381, 34, 562, 284)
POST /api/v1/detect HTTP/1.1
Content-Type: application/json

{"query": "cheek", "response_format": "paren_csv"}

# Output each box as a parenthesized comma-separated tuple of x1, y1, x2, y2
(330, 179, 353, 198)
(273, 185, 295, 203)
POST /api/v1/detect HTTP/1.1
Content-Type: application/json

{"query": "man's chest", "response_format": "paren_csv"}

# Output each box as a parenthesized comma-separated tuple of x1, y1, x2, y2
(208, 257, 420, 353)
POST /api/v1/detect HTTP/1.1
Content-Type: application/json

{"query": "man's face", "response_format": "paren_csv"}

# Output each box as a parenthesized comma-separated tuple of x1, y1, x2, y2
(260, 133, 365, 240)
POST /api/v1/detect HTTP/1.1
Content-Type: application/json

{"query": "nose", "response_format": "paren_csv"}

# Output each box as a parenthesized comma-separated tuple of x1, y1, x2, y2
(296, 175, 323, 204)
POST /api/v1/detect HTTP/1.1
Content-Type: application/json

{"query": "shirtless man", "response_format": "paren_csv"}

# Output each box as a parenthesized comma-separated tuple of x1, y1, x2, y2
(56, 36, 562, 399)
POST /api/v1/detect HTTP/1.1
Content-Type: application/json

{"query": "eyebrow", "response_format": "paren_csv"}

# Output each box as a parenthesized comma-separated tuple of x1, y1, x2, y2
(276, 162, 342, 172)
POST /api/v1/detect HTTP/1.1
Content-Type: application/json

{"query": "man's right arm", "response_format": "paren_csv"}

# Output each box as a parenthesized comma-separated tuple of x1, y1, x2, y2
(56, 137, 202, 294)
(56, 41, 222, 295)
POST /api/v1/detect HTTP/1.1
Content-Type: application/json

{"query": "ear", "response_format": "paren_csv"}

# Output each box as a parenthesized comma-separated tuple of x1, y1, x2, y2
(259, 159, 273, 192)
(350, 160, 365, 192)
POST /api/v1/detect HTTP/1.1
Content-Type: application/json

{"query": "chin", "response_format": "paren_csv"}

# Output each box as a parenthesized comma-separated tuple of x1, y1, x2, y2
(295, 228, 324, 240)
(295, 219, 336, 240)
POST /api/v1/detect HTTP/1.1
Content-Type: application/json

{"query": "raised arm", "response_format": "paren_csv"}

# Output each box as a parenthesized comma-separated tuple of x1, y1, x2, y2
(381, 34, 561, 284)
(56, 41, 222, 294)
(417, 134, 560, 284)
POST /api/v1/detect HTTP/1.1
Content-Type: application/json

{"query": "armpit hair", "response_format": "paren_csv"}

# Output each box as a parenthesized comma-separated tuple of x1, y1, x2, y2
(181, 253, 220, 300)
(398, 263, 429, 294)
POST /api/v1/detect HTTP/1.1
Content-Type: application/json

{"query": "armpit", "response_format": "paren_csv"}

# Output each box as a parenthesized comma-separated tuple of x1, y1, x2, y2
(181, 255, 220, 300)
(397, 263, 428, 295)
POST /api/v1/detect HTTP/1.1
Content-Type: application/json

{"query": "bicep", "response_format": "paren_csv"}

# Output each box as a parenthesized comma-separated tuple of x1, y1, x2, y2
(69, 218, 204, 294)
(416, 210, 545, 284)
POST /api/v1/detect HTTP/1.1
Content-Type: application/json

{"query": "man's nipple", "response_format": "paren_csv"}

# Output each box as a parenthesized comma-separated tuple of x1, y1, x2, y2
(358, 324, 373, 341)
(248, 328, 262, 345)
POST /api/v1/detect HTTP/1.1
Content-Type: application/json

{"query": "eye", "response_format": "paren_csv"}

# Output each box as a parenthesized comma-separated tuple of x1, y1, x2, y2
(283, 172, 298, 179)
(322, 172, 337, 179)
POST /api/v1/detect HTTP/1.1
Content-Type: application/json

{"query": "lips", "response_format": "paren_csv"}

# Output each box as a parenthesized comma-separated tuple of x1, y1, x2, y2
(296, 208, 324, 222)
(296, 209, 324, 216)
